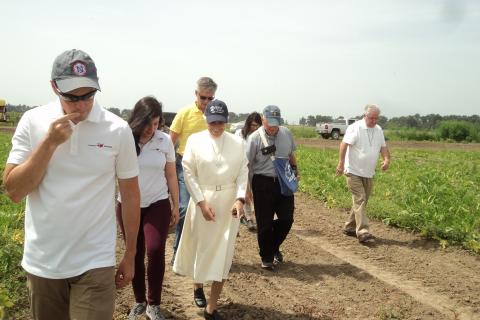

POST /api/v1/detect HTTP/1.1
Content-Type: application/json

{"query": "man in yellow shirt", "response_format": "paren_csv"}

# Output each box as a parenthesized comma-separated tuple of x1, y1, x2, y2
(170, 77, 217, 270)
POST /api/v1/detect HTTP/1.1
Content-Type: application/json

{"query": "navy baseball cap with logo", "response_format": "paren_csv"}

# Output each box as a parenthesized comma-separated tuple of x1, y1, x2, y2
(263, 105, 281, 126)
(205, 100, 229, 123)
(51, 49, 101, 93)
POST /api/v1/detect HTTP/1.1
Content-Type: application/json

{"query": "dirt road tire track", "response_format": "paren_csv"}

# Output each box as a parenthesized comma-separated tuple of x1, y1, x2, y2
(114, 192, 479, 319)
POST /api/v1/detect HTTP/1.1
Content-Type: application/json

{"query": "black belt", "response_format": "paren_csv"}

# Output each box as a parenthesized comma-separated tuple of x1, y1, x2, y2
(253, 174, 278, 182)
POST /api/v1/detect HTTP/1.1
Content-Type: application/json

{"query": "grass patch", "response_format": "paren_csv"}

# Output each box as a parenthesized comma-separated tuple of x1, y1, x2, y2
(297, 145, 480, 253)
(287, 125, 319, 139)
(0, 132, 27, 319)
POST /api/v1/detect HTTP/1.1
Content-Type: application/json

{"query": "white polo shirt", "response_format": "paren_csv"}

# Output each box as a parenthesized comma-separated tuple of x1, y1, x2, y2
(343, 118, 386, 178)
(7, 99, 139, 279)
(118, 130, 175, 208)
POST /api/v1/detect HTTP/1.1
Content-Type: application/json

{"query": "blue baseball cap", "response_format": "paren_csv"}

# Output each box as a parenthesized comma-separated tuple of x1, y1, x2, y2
(263, 105, 281, 126)
(205, 99, 229, 123)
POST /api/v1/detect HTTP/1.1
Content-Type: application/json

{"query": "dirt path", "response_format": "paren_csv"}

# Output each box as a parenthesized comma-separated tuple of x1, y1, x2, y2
(114, 192, 479, 320)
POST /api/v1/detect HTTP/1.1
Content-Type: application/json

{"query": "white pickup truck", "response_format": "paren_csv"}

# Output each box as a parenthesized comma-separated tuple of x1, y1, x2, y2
(316, 118, 359, 139)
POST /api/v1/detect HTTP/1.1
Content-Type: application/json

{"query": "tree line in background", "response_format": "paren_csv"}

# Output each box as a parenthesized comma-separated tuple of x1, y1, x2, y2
(4, 104, 480, 142)
(5, 105, 260, 124)
(299, 113, 480, 142)
(4, 105, 260, 125)
(299, 113, 480, 129)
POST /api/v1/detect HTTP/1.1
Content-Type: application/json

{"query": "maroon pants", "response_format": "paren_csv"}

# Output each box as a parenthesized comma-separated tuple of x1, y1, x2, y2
(116, 199, 171, 305)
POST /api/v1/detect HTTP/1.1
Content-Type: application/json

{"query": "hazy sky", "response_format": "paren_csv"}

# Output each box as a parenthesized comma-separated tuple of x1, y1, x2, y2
(1, 0, 479, 123)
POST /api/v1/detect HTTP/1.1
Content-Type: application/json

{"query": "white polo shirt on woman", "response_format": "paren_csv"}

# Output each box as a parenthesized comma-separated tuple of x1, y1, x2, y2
(7, 99, 139, 279)
(118, 130, 175, 208)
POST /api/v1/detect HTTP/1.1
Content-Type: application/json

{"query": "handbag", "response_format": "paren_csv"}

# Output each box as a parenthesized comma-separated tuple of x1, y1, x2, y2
(258, 129, 298, 196)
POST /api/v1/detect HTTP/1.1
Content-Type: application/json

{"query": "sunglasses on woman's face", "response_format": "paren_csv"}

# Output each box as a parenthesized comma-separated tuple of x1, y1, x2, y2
(199, 95, 214, 101)
(58, 90, 97, 102)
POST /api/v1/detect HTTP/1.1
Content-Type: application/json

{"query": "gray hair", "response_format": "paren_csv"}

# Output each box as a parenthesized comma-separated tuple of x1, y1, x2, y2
(364, 104, 381, 116)
(197, 77, 217, 92)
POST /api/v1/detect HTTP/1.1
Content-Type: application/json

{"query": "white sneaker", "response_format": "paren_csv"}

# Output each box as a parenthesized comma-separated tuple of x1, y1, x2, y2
(146, 304, 166, 320)
(128, 302, 146, 320)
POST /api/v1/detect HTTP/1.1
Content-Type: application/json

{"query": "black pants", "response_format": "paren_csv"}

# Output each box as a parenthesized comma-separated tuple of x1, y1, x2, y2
(252, 174, 294, 263)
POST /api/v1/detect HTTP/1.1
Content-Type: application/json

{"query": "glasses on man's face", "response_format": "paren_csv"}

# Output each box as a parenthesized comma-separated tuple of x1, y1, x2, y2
(58, 90, 97, 102)
(199, 95, 214, 101)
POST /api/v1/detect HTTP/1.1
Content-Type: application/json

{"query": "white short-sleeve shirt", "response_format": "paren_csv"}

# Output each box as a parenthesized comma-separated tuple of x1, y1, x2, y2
(7, 99, 139, 279)
(118, 130, 175, 207)
(342, 118, 386, 178)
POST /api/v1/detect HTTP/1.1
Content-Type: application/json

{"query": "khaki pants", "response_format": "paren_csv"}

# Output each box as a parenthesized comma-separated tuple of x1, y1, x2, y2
(27, 266, 115, 320)
(344, 174, 373, 236)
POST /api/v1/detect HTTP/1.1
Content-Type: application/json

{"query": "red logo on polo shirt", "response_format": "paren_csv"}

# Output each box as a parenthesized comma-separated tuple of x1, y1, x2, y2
(88, 143, 112, 148)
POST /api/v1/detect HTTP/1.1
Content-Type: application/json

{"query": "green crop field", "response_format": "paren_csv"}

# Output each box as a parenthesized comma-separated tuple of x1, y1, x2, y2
(1, 131, 480, 318)
(286, 125, 318, 138)
(297, 145, 480, 253)
(0, 132, 27, 319)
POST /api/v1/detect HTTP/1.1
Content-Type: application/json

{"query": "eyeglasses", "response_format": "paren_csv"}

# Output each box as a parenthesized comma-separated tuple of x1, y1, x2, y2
(199, 95, 214, 101)
(58, 90, 97, 102)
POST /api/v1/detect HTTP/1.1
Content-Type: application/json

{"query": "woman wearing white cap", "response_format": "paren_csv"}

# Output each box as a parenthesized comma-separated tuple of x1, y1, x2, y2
(173, 99, 248, 320)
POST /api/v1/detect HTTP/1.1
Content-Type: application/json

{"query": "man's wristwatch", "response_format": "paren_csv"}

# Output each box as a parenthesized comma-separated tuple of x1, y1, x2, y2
(291, 165, 298, 177)
(236, 197, 246, 204)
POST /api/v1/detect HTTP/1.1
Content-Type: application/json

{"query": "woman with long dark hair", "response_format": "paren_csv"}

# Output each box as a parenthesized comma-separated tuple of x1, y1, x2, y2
(117, 96, 179, 320)
(236, 112, 262, 231)
(239, 112, 262, 140)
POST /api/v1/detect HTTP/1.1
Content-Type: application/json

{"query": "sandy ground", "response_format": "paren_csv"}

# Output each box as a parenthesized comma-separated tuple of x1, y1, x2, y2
(6, 135, 479, 319)
(113, 138, 480, 320)
(114, 191, 480, 320)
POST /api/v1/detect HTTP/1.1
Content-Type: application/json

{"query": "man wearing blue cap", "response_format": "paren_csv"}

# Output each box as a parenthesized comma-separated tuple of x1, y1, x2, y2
(3, 49, 140, 319)
(245, 105, 298, 270)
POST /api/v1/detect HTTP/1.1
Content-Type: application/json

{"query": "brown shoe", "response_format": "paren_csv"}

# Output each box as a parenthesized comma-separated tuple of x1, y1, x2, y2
(204, 309, 224, 320)
(358, 233, 375, 243)
(342, 229, 356, 237)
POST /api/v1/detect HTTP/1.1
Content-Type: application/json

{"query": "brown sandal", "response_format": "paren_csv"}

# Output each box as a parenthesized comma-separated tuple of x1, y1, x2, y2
(343, 229, 356, 237)
(358, 233, 375, 243)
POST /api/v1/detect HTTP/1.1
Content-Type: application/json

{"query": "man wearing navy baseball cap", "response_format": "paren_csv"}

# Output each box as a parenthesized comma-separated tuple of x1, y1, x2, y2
(245, 105, 298, 270)
(3, 49, 140, 319)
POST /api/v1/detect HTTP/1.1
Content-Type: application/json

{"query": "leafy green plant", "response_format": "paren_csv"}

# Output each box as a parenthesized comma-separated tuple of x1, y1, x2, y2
(437, 120, 480, 142)
(287, 125, 319, 139)
(384, 128, 439, 141)
(298, 145, 480, 253)
(0, 133, 28, 318)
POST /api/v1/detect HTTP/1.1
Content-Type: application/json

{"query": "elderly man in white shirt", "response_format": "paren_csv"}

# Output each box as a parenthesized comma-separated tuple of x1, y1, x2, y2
(336, 104, 391, 243)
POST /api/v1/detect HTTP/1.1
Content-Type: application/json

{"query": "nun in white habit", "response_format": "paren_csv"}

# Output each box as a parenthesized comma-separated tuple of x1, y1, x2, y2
(173, 99, 248, 320)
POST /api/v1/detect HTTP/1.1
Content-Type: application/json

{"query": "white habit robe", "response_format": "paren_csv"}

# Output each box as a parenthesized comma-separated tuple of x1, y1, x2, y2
(173, 130, 248, 282)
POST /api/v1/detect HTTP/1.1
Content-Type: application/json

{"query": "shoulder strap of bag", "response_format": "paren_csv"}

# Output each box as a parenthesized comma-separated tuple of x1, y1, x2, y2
(258, 128, 275, 161)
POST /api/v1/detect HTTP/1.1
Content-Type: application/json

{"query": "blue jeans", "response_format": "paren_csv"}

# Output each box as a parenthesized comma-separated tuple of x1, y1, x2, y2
(173, 154, 190, 253)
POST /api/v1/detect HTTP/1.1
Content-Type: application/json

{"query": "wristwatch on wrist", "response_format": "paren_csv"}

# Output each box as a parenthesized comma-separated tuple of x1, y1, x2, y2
(236, 197, 246, 204)
(291, 165, 298, 176)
